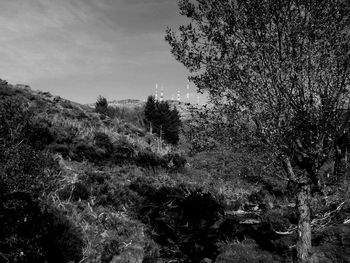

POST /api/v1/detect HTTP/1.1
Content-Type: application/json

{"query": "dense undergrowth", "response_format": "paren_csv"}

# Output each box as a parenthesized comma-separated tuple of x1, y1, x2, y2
(1, 80, 350, 262)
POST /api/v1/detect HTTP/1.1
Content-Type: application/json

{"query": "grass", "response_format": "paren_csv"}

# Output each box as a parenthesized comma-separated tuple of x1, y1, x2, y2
(2, 80, 350, 262)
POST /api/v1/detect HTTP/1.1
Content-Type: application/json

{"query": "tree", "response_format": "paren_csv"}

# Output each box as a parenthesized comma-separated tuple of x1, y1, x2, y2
(144, 96, 181, 145)
(144, 96, 157, 133)
(166, 1, 350, 262)
(95, 95, 108, 115)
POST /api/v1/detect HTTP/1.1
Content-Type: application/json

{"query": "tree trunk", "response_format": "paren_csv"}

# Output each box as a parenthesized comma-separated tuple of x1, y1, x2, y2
(284, 157, 313, 262)
(296, 184, 312, 263)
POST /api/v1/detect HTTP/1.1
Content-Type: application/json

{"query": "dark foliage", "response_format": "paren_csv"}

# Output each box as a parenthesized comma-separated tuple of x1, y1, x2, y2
(101, 239, 120, 263)
(94, 132, 114, 154)
(70, 138, 115, 165)
(181, 190, 223, 230)
(0, 97, 58, 195)
(0, 192, 84, 263)
(144, 95, 181, 145)
(313, 224, 350, 263)
(0, 97, 53, 150)
(95, 95, 108, 115)
(0, 93, 84, 262)
(0, 144, 58, 195)
(135, 149, 165, 172)
(71, 140, 102, 162)
(164, 153, 187, 171)
(94, 182, 140, 210)
(52, 125, 78, 144)
(216, 240, 279, 263)
(129, 180, 224, 262)
(26, 118, 54, 150)
(112, 139, 136, 165)
(49, 143, 71, 158)
(58, 181, 91, 201)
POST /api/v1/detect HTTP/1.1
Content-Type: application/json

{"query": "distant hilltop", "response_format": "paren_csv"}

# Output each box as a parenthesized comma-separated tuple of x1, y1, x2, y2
(86, 99, 144, 108)
(86, 98, 201, 120)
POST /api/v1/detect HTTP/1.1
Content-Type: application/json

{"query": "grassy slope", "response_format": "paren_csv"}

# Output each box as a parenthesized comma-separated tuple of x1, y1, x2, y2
(2, 81, 350, 263)
(0, 83, 228, 262)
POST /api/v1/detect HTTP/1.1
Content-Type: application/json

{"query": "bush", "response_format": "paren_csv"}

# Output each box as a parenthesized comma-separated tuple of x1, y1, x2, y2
(0, 192, 84, 263)
(0, 143, 58, 195)
(0, 97, 54, 149)
(135, 149, 164, 171)
(94, 132, 114, 154)
(58, 181, 91, 201)
(181, 190, 224, 229)
(101, 239, 120, 263)
(313, 224, 350, 263)
(95, 182, 141, 210)
(216, 241, 279, 263)
(112, 138, 135, 164)
(129, 181, 224, 262)
(26, 117, 54, 150)
(71, 140, 103, 163)
(53, 125, 78, 144)
(49, 143, 71, 157)
(164, 153, 187, 171)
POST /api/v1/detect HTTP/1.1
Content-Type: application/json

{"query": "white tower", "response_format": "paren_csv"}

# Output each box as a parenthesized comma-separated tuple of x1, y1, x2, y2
(186, 80, 190, 101)
(155, 83, 158, 101)
(160, 85, 164, 102)
(197, 94, 200, 105)
(177, 90, 181, 102)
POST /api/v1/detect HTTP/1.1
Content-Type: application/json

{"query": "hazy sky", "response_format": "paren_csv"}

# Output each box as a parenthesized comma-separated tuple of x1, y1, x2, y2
(0, 0, 201, 103)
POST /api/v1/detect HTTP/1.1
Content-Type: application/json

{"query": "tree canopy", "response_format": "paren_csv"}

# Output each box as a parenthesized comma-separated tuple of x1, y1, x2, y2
(166, 1, 350, 262)
(144, 96, 181, 145)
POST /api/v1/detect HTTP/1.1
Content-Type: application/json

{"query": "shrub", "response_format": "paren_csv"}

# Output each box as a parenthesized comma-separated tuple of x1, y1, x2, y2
(94, 132, 114, 154)
(164, 153, 187, 171)
(216, 241, 278, 263)
(135, 149, 164, 171)
(180, 190, 224, 229)
(53, 125, 78, 144)
(0, 143, 58, 195)
(0, 97, 55, 151)
(112, 138, 135, 164)
(313, 224, 350, 263)
(41, 206, 84, 263)
(129, 182, 224, 262)
(49, 143, 71, 157)
(58, 181, 91, 201)
(26, 117, 54, 150)
(95, 182, 140, 210)
(0, 192, 84, 263)
(71, 139, 106, 163)
(101, 239, 120, 263)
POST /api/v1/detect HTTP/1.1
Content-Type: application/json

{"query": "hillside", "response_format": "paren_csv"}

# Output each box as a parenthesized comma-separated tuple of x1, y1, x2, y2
(1, 79, 350, 263)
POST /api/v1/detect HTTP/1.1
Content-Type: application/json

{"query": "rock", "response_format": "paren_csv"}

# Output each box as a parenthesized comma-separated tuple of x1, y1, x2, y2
(200, 257, 213, 263)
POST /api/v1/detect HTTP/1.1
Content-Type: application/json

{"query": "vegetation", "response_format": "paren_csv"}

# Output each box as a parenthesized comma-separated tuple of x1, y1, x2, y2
(95, 95, 108, 115)
(0, 96, 84, 263)
(166, 1, 350, 262)
(144, 95, 181, 145)
(2, 12, 350, 259)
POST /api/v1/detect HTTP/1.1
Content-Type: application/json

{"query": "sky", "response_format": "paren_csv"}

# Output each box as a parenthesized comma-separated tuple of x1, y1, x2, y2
(0, 0, 203, 104)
